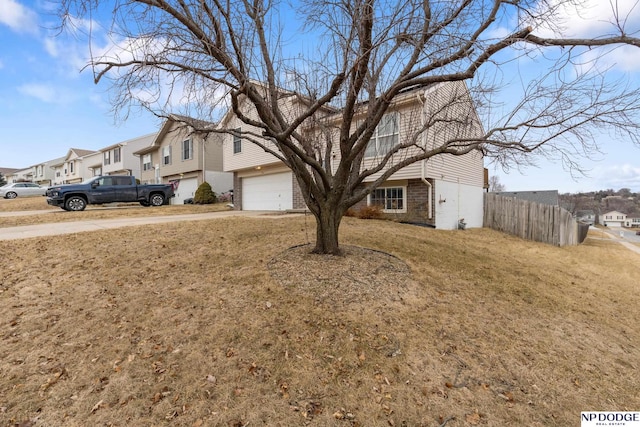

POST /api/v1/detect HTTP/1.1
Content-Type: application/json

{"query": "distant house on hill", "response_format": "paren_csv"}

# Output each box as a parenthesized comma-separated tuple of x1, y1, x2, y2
(493, 190, 559, 206)
(600, 210, 626, 227)
(624, 215, 640, 228)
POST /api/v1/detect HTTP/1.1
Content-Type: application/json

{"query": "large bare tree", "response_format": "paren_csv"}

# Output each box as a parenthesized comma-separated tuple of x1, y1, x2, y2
(59, 0, 640, 254)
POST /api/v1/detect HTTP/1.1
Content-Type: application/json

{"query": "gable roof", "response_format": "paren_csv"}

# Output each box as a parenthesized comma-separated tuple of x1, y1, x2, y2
(65, 148, 98, 161)
(0, 167, 20, 176)
(133, 115, 216, 156)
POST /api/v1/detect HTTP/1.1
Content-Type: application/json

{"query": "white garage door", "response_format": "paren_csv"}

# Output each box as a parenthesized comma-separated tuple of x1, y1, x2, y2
(242, 172, 293, 211)
(173, 177, 199, 204)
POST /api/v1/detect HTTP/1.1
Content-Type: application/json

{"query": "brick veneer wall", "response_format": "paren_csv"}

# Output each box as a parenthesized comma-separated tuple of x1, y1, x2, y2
(405, 179, 435, 225)
(232, 173, 242, 210)
(348, 179, 435, 226)
(292, 175, 307, 210)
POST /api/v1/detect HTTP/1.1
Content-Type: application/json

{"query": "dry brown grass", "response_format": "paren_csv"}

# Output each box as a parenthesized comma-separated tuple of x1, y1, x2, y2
(1, 211, 639, 427)
(0, 197, 231, 228)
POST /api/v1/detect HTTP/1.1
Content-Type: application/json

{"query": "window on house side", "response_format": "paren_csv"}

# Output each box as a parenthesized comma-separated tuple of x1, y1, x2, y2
(233, 129, 242, 154)
(182, 139, 193, 160)
(369, 186, 406, 212)
(143, 154, 152, 171)
(162, 146, 172, 165)
(365, 113, 399, 158)
(104, 151, 110, 165)
(114, 147, 121, 163)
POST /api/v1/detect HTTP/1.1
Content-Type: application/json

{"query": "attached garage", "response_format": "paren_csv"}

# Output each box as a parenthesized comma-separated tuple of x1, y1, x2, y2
(242, 172, 293, 211)
(172, 177, 199, 204)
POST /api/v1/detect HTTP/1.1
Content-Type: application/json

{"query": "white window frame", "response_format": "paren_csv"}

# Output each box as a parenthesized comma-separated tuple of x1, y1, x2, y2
(104, 151, 111, 165)
(162, 145, 172, 165)
(365, 113, 399, 158)
(233, 128, 242, 154)
(182, 139, 193, 160)
(143, 154, 152, 171)
(368, 185, 407, 213)
(114, 147, 121, 163)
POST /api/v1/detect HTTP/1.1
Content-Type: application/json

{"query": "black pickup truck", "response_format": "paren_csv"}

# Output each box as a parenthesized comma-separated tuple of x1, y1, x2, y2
(46, 175, 175, 211)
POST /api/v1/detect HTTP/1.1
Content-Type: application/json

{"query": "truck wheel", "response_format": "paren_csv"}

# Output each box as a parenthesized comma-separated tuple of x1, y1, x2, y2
(149, 194, 165, 206)
(65, 196, 87, 211)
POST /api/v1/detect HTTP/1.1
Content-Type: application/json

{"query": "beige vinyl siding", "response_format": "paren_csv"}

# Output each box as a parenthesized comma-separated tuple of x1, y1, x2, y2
(222, 93, 331, 173)
(222, 98, 286, 172)
(236, 164, 291, 179)
(138, 152, 157, 184)
(351, 82, 484, 187)
(155, 124, 201, 176)
(204, 132, 225, 171)
(223, 124, 283, 171)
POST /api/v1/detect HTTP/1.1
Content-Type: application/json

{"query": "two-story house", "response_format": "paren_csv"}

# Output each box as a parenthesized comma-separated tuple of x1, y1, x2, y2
(30, 157, 66, 187)
(221, 81, 485, 229)
(51, 148, 98, 185)
(134, 115, 232, 204)
(624, 215, 640, 228)
(4, 167, 33, 183)
(600, 210, 627, 227)
(97, 133, 157, 177)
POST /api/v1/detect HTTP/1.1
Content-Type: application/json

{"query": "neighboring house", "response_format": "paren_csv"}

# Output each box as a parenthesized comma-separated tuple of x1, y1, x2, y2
(600, 210, 627, 227)
(30, 157, 66, 187)
(51, 148, 99, 185)
(624, 215, 640, 228)
(493, 190, 559, 206)
(222, 81, 486, 229)
(134, 116, 232, 204)
(0, 167, 19, 183)
(4, 167, 33, 183)
(99, 133, 157, 177)
(576, 209, 596, 226)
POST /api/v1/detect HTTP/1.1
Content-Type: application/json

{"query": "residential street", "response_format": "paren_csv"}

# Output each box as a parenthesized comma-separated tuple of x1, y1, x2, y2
(599, 226, 640, 255)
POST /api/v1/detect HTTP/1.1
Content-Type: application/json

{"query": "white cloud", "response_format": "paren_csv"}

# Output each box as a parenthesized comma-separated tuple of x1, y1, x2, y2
(18, 83, 57, 102)
(0, 0, 38, 35)
(550, 0, 640, 38)
(593, 164, 640, 190)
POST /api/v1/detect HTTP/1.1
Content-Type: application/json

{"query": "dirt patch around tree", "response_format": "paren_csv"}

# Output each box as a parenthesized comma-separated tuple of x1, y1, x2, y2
(269, 244, 416, 307)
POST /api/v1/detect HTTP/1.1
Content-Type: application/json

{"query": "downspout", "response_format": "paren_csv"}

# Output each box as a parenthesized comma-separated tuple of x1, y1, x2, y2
(417, 91, 433, 220)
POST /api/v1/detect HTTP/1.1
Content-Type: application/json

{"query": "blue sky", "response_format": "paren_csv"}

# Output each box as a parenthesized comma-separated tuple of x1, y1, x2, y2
(1, 0, 640, 193)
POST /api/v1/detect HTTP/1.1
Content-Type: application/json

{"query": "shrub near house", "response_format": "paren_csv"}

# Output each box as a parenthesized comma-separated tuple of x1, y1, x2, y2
(193, 182, 217, 204)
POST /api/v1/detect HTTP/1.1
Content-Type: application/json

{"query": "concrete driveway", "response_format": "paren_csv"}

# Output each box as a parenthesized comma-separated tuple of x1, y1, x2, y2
(0, 210, 296, 241)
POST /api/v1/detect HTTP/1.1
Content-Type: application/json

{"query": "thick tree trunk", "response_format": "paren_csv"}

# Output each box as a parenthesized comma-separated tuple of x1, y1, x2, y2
(312, 204, 343, 255)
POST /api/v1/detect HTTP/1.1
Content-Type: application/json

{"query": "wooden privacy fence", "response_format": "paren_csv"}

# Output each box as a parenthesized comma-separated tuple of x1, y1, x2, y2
(483, 193, 580, 246)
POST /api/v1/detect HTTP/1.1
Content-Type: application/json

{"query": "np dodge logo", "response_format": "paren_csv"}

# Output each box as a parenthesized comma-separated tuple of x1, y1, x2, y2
(582, 412, 640, 426)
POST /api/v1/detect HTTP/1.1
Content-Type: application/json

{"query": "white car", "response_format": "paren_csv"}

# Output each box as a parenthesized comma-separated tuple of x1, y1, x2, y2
(0, 182, 48, 199)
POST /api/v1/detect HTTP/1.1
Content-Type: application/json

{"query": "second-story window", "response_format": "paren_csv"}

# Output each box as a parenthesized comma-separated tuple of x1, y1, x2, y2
(143, 154, 152, 171)
(114, 147, 121, 163)
(104, 151, 111, 165)
(163, 146, 172, 165)
(365, 113, 399, 158)
(69, 161, 74, 173)
(182, 139, 193, 160)
(233, 128, 242, 154)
